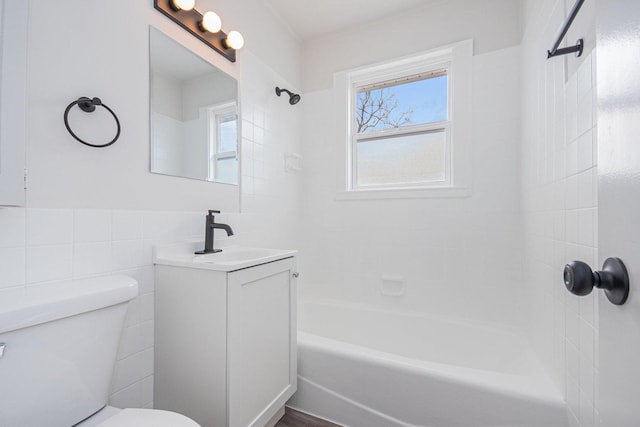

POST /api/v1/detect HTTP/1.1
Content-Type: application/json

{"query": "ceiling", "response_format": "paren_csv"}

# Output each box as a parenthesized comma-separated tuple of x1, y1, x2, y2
(265, 0, 433, 40)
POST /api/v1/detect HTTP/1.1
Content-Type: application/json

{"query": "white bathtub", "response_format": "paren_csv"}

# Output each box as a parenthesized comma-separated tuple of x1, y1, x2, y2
(288, 300, 566, 427)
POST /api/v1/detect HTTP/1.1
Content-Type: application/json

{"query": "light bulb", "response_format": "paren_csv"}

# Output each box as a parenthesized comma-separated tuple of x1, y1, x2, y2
(171, 0, 195, 11)
(200, 11, 222, 33)
(225, 30, 244, 50)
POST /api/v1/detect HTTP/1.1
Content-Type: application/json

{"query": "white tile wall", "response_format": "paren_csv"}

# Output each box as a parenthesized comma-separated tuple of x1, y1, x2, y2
(298, 46, 524, 327)
(0, 50, 302, 412)
(521, 1, 598, 425)
(237, 50, 303, 251)
(0, 207, 239, 408)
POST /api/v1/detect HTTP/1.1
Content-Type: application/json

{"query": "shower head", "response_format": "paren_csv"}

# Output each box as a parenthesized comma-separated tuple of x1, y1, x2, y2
(275, 86, 301, 105)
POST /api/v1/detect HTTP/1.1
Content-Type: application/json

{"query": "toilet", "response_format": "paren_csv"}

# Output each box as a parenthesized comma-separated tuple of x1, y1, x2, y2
(0, 275, 200, 427)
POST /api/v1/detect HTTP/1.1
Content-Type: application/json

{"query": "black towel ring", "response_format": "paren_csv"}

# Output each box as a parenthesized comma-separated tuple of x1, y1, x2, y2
(63, 97, 121, 148)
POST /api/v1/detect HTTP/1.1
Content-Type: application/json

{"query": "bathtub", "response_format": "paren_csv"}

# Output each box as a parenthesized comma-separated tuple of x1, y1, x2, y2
(288, 300, 566, 427)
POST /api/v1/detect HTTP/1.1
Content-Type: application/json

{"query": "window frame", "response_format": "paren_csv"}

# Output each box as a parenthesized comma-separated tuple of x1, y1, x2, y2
(335, 39, 473, 200)
(352, 67, 452, 190)
(205, 101, 238, 183)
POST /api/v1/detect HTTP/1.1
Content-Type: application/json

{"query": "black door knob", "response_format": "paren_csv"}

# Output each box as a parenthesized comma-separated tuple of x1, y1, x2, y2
(563, 257, 630, 305)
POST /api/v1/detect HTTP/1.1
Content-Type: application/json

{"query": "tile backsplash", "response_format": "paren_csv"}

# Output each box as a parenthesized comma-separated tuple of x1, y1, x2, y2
(0, 207, 240, 408)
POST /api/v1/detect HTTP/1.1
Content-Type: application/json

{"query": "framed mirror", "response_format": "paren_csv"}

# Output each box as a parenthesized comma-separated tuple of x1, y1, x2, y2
(150, 27, 239, 185)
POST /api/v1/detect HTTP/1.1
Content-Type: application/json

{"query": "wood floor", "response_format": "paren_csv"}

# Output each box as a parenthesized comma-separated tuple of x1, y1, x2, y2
(274, 407, 342, 427)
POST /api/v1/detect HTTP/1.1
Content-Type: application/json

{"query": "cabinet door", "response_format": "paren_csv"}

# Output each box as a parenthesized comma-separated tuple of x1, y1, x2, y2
(227, 258, 297, 427)
(0, 0, 28, 206)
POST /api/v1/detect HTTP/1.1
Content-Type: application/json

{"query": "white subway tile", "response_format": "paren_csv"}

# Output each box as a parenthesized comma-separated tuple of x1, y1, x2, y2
(0, 208, 25, 247)
(567, 410, 580, 427)
(577, 54, 593, 102)
(123, 266, 154, 295)
(254, 125, 264, 145)
(578, 209, 595, 247)
(591, 51, 597, 87)
(566, 210, 579, 244)
(73, 242, 112, 277)
(141, 239, 155, 267)
(580, 356, 596, 409)
(117, 321, 154, 361)
(112, 240, 146, 271)
(140, 293, 154, 322)
(142, 212, 193, 242)
(26, 244, 73, 284)
(579, 294, 596, 326)
(74, 210, 111, 243)
(140, 376, 154, 408)
(566, 74, 578, 114)
(0, 247, 26, 288)
(566, 377, 581, 425)
(579, 318, 595, 367)
(26, 209, 73, 246)
(109, 382, 142, 409)
(112, 211, 143, 241)
(579, 390, 595, 427)
(566, 140, 578, 176)
(577, 169, 594, 209)
(566, 307, 580, 349)
(577, 90, 594, 136)
(124, 296, 141, 328)
(189, 212, 203, 237)
(242, 120, 254, 141)
(577, 130, 594, 172)
(254, 106, 265, 129)
(565, 175, 579, 210)
(111, 348, 154, 392)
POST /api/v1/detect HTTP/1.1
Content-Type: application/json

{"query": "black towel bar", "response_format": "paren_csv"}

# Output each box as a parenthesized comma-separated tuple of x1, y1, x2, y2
(547, 0, 585, 59)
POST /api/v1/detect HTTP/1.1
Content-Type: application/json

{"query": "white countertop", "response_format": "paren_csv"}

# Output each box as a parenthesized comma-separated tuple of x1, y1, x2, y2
(153, 242, 297, 272)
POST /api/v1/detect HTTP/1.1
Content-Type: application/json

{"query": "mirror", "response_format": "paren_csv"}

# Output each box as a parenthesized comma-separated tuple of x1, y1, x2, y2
(150, 27, 239, 185)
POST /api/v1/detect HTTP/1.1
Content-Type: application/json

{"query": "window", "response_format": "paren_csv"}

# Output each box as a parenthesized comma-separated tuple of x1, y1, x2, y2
(339, 40, 472, 199)
(354, 70, 449, 188)
(206, 102, 238, 184)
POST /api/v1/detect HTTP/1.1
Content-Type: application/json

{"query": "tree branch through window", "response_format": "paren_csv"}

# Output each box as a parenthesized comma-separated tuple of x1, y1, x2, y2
(356, 88, 414, 133)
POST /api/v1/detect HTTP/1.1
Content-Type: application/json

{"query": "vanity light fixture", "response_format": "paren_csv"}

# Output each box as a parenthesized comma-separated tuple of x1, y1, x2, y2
(199, 11, 222, 33)
(224, 31, 244, 50)
(170, 0, 195, 11)
(154, 0, 243, 63)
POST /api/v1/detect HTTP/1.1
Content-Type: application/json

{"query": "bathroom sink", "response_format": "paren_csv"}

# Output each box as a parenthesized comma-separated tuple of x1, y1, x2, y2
(192, 247, 289, 265)
(153, 242, 297, 272)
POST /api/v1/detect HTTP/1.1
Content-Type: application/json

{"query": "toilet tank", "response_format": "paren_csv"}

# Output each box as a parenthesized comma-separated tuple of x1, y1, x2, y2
(0, 275, 138, 427)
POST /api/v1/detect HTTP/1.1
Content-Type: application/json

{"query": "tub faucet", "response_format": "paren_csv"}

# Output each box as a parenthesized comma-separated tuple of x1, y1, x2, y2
(195, 210, 234, 254)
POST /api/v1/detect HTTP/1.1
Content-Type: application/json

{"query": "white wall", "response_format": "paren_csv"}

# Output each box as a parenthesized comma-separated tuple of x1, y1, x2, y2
(299, 1, 525, 327)
(0, 0, 302, 411)
(24, 0, 301, 212)
(302, 0, 523, 92)
(520, 0, 598, 425)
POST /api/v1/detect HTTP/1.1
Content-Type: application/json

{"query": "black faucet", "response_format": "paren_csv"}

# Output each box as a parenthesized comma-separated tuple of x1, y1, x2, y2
(195, 210, 234, 254)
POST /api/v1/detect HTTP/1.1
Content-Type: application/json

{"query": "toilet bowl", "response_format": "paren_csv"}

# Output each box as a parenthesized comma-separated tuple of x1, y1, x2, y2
(76, 406, 201, 427)
(0, 275, 201, 427)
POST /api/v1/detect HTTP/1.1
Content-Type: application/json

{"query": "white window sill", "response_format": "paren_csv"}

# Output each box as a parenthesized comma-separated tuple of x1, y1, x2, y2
(335, 186, 472, 201)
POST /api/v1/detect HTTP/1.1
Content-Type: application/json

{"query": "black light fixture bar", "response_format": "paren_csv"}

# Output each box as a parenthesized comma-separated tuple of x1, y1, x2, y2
(547, 0, 585, 59)
(154, 0, 236, 63)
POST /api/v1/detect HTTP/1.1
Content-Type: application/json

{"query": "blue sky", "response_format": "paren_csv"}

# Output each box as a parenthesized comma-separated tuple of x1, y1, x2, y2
(357, 75, 448, 132)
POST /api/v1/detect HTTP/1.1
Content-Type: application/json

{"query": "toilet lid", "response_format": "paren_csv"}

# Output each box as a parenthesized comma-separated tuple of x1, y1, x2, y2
(96, 408, 201, 427)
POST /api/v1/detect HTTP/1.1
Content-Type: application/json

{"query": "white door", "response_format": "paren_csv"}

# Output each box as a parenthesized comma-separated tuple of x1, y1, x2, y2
(596, 0, 640, 425)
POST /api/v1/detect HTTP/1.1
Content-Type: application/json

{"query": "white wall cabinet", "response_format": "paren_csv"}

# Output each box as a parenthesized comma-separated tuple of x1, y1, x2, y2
(0, 0, 28, 206)
(154, 256, 297, 427)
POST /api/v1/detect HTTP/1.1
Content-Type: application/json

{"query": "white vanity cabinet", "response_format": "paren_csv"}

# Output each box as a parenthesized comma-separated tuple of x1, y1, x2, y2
(154, 253, 297, 427)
